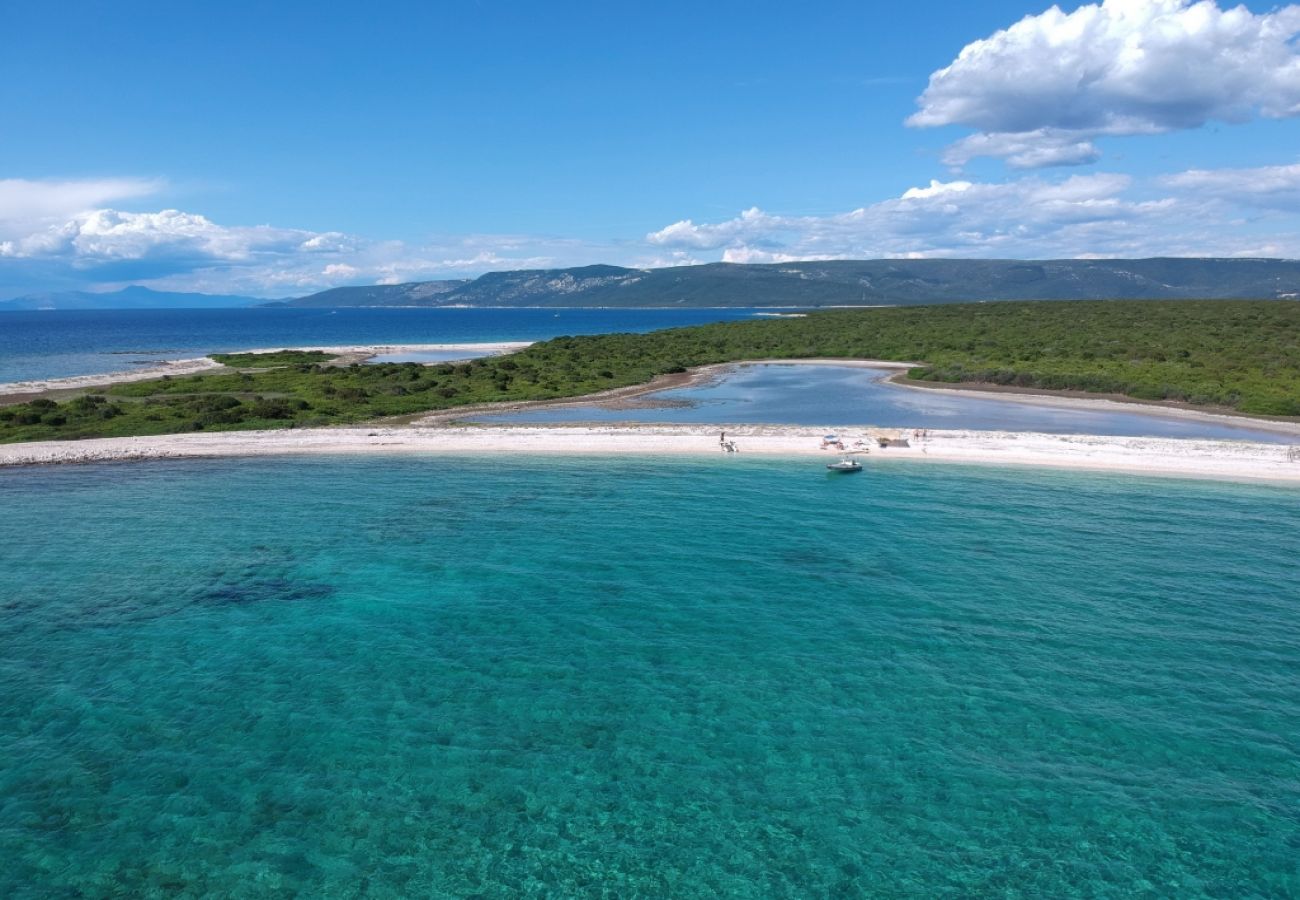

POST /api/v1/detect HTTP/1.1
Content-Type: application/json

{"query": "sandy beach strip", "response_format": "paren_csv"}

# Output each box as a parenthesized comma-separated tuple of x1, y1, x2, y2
(0, 342, 535, 398)
(889, 372, 1300, 438)
(248, 341, 532, 363)
(694, 358, 1300, 439)
(0, 356, 228, 397)
(2, 425, 1297, 484)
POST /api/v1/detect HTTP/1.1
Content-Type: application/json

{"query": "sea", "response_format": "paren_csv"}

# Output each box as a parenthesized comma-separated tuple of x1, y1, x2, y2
(3, 308, 1298, 894)
(1, 456, 1296, 896)
(0, 307, 768, 383)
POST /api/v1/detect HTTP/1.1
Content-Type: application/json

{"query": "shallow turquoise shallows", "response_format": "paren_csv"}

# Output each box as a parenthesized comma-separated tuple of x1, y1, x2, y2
(1, 458, 1297, 897)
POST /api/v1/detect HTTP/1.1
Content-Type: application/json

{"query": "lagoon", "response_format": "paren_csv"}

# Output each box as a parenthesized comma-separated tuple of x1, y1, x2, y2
(475, 362, 1296, 442)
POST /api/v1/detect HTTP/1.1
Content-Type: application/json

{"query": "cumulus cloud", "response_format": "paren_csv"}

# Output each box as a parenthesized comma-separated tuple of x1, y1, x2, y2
(98, 227, 608, 296)
(720, 247, 833, 264)
(0, 177, 164, 239)
(1161, 162, 1300, 210)
(645, 170, 1300, 260)
(0, 178, 626, 296)
(940, 130, 1102, 169)
(300, 232, 359, 253)
(911, 0, 1300, 167)
(646, 207, 784, 251)
(9, 160, 1300, 299)
(900, 179, 973, 200)
(1, 208, 323, 266)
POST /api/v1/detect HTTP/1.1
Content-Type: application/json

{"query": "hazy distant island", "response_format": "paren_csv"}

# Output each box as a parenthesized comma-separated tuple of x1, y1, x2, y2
(0, 286, 265, 311)
(5, 258, 1300, 310)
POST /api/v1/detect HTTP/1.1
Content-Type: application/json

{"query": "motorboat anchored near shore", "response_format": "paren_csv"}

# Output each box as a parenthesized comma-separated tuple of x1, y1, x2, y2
(826, 451, 866, 473)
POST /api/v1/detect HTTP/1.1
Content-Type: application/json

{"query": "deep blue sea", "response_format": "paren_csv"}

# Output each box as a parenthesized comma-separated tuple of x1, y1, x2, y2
(0, 308, 763, 383)
(1, 456, 1297, 896)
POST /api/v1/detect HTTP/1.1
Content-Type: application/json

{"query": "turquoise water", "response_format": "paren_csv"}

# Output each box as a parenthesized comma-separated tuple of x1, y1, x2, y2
(477, 363, 1297, 443)
(1, 457, 1297, 896)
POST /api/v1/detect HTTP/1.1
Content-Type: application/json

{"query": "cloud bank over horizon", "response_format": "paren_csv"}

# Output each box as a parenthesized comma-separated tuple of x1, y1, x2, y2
(4, 163, 1300, 298)
(0, 178, 624, 297)
(645, 166, 1300, 263)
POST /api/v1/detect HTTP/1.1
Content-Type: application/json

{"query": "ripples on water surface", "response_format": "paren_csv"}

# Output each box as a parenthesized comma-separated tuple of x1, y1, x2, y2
(1, 457, 1297, 896)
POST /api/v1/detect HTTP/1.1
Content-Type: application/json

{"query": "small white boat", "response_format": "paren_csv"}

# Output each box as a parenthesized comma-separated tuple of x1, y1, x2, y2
(826, 457, 863, 473)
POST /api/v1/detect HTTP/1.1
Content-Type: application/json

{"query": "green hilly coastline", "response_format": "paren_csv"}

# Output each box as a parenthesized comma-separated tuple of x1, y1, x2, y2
(276, 258, 1300, 308)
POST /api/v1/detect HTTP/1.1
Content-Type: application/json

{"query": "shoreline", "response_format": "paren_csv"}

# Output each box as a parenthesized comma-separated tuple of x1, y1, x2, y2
(890, 371, 1300, 436)
(6, 348, 1297, 440)
(2, 424, 1297, 485)
(2, 354, 1297, 480)
(0, 342, 534, 400)
(413, 358, 919, 424)
(429, 357, 1300, 440)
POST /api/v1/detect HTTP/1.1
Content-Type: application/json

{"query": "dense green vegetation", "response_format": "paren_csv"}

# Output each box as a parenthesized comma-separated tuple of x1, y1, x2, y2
(209, 350, 333, 367)
(2, 300, 1296, 442)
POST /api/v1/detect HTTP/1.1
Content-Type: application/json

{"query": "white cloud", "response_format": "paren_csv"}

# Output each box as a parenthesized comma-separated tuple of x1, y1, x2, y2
(127, 235, 594, 297)
(0, 180, 625, 295)
(300, 232, 358, 253)
(911, 0, 1300, 167)
(1161, 162, 1300, 210)
(901, 179, 973, 200)
(941, 130, 1102, 169)
(630, 250, 707, 269)
(1, 208, 319, 265)
(643, 170, 1300, 261)
(9, 160, 1300, 299)
(646, 207, 782, 251)
(720, 247, 833, 264)
(0, 177, 164, 239)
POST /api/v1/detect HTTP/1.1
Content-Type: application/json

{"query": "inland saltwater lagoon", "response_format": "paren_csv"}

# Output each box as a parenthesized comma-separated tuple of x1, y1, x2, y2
(473, 362, 1298, 443)
(1, 456, 1297, 896)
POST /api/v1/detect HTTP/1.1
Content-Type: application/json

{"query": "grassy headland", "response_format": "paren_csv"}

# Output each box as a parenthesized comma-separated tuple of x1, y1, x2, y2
(1, 300, 1296, 443)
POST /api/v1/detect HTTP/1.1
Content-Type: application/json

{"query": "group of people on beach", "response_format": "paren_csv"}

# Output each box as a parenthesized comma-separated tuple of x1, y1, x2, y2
(719, 431, 738, 452)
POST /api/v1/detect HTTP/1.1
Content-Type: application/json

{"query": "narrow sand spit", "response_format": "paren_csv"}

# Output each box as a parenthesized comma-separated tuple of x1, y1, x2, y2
(2, 425, 1298, 485)
(888, 372, 1300, 438)
(254, 342, 533, 365)
(0, 342, 534, 398)
(0, 357, 227, 396)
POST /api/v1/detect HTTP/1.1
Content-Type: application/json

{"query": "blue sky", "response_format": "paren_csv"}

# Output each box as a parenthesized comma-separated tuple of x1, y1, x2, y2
(3, 0, 1300, 297)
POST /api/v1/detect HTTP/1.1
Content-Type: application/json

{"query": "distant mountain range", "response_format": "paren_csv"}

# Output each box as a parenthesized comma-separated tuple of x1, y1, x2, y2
(5, 259, 1300, 311)
(274, 259, 1300, 308)
(0, 286, 262, 310)
(269, 279, 471, 307)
